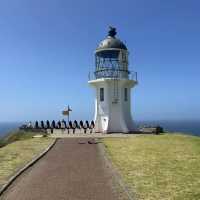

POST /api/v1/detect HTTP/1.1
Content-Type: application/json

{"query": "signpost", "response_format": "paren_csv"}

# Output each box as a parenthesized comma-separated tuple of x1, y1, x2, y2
(62, 105, 72, 123)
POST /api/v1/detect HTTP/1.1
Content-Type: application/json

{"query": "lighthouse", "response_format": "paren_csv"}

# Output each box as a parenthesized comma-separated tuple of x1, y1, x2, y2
(88, 27, 138, 133)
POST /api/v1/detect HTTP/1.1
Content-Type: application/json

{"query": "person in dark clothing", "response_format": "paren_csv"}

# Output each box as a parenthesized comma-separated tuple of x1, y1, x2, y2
(41, 121, 44, 129)
(61, 120, 66, 134)
(68, 121, 73, 133)
(63, 120, 67, 128)
(90, 121, 95, 134)
(51, 120, 56, 129)
(66, 124, 69, 134)
(35, 121, 39, 129)
(74, 120, 79, 129)
(72, 121, 77, 134)
(46, 120, 50, 129)
(83, 121, 87, 134)
(91, 120, 95, 128)
(50, 120, 55, 134)
(69, 121, 73, 129)
(86, 120, 90, 128)
(57, 121, 61, 129)
(80, 120, 83, 129)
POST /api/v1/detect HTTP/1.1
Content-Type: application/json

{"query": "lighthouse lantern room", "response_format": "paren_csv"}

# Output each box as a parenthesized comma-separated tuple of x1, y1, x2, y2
(88, 27, 138, 133)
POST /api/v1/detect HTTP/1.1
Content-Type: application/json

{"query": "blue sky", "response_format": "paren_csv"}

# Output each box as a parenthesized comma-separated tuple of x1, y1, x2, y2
(0, 0, 200, 122)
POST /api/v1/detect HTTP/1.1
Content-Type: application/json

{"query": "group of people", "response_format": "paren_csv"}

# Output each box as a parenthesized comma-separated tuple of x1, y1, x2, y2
(25, 120, 95, 134)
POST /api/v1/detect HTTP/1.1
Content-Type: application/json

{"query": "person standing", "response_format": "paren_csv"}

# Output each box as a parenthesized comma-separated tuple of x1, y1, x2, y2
(83, 121, 87, 134)
(66, 124, 69, 134)
(35, 121, 39, 129)
(46, 120, 50, 129)
(61, 120, 66, 134)
(51, 120, 56, 129)
(72, 121, 77, 134)
(57, 121, 61, 129)
(41, 121, 44, 129)
(90, 121, 95, 134)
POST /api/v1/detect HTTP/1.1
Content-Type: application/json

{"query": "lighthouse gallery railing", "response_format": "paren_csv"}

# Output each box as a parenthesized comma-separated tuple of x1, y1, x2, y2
(88, 69, 138, 82)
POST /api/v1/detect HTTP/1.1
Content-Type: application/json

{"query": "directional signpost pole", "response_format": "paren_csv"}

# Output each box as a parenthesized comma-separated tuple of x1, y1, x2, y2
(62, 105, 72, 124)
(68, 105, 72, 123)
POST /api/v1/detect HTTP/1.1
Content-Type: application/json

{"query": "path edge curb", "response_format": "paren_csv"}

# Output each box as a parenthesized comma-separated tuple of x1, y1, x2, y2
(0, 138, 58, 196)
(98, 141, 135, 200)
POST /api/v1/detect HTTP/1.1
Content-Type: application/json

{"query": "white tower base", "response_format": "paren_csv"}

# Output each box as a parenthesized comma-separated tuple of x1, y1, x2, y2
(89, 78, 137, 133)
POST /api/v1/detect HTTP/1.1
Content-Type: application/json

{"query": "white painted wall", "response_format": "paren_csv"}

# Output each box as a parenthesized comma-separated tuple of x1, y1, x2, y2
(88, 78, 137, 133)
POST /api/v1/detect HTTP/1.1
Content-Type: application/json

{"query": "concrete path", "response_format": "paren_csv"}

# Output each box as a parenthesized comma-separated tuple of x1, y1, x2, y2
(1, 138, 124, 200)
(50, 133, 138, 138)
(50, 129, 140, 138)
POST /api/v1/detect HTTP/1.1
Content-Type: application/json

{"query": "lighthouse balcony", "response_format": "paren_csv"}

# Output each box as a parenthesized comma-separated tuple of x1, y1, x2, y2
(88, 69, 138, 82)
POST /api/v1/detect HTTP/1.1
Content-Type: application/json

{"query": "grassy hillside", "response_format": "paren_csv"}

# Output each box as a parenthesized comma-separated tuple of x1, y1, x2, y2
(0, 133, 53, 187)
(103, 134, 200, 200)
(0, 130, 46, 148)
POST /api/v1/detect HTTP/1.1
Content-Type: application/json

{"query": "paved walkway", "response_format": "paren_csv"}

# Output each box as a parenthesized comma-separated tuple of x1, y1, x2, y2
(50, 133, 138, 138)
(50, 129, 140, 138)
(1, 138, 125, 200)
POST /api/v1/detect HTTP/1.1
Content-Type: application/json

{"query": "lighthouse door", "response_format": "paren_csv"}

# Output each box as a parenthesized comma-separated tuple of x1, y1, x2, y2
(101, 116, 108, 133)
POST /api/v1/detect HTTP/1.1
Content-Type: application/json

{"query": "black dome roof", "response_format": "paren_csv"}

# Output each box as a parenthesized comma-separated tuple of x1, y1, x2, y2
(96, 27, 127, 51)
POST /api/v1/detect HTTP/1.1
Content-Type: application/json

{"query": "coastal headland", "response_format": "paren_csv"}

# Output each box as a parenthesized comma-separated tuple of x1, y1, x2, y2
(0, 131, 199, 200)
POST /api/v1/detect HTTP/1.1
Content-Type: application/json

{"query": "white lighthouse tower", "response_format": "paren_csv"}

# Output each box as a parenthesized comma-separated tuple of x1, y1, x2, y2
(88, 27, 138, 133)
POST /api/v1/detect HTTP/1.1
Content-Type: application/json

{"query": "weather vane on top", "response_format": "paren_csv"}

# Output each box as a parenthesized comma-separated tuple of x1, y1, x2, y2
(108, 26, 117, 37)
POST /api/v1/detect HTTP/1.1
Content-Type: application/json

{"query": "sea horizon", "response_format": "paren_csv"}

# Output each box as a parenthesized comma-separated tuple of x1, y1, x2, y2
(0, 120, 199, 138)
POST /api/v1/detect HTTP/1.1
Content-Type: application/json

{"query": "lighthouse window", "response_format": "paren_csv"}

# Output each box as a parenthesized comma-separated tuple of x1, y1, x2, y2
(100, 88, 104, 101)
(124, 88, 128, 101)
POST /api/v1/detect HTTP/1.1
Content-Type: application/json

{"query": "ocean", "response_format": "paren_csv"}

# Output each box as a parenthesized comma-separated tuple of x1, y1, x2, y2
(0, 122, 22, 138)
(0, 120, 199, 137)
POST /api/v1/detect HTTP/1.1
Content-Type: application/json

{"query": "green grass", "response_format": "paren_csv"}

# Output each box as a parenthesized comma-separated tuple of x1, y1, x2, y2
(103, 134, 200, 200)
(0, 135, 54, 186)
(0, 130, 47, 148)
